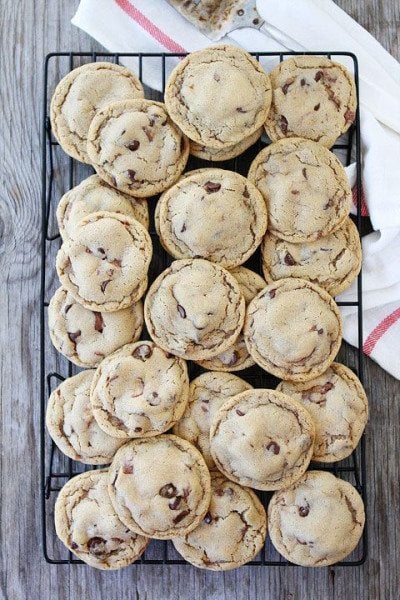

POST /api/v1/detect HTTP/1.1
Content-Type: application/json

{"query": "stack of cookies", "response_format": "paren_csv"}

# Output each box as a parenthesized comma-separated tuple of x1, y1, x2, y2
(47, 46, 367, 571)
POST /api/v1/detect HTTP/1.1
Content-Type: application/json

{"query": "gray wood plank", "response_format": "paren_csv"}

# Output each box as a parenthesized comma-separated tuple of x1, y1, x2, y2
(0, 1, 399, 599)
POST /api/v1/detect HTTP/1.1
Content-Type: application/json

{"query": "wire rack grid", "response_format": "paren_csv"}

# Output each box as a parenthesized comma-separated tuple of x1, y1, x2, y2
(40, 51, 366, 567)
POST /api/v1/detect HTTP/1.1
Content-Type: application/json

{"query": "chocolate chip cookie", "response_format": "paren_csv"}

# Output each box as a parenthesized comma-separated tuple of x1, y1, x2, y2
(172, 472, 267, 570)
(264, 56, 357, 148)
(244, 278, 342, 381)
(277, 362, 368, 462)
(268, 470, 365, 566)
(210, 389, 315, 491)
(87, 99, 189, 197)
(48, 286, 143, 368)
(57, 174, 149, 242)
(108, 434, 211, 539)
(56, 211, 152, 312)
(157, 169, 267, 267)
(50, 62, 144, 163)
(248, 138, 352, 243)
(261, 218, 361, 297)
(144, 259, 245, 360)
(165, 45, 272, 148)
(46, 371, 125, 464)
(90, 341, 189, 439)
(196, 267, 266, 371)
(190, 128, 262, 161)
(55, 469, 149, 569)
(173, 371, 253, 468)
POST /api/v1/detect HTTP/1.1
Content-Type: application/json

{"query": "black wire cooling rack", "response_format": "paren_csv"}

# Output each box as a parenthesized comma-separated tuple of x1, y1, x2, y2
(40, 51, 366, 566)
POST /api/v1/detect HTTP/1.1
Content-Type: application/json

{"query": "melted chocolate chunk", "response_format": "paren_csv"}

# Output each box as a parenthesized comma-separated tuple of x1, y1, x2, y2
(266, 441, 280, 455)
(94, 312, 104, 333)
(132, 344, 153, 360)
(173, 509, 190, 524)
(177, 304, 186, 318)
(204, 181, 221, 194)
(127, 140, 140, 151)
(87, 537, 106, 556)
(159, 483, 177, 498)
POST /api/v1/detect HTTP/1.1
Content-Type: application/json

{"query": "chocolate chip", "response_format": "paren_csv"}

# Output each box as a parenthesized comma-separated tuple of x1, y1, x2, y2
(97, 247, 105, 255)
(111, 176, 117, 187)
(149, 118, 155, 127)
(318, 328, 324, 335)
(143, 127, 154, 142)
(173, 509, 190, 524)
(68, 330, 81, 343)
(111, 258, 122, 267)
(182, 486, 191, 499)
(87, 537, 106, 556)
(180, 223, 186, 233)
(237, 8, 244, 15)
(85, 247, 92, 254)
(300, 78, 306, 86)
(282, 78, 295, 95)
(253, 17, 259, 25)
(177, 304, 186, 318)
(127, 140, 140, 151)
(132, 344, 153, 360)
(134, 427, 142, 432)
(71, 541, 78, 550)
(269, 289, 276, 299)
(122, 463, 133, 474)
(243, 186, 249, 198)
(100, 280, 111, 293)
(213, 72, 220, 82)
(302, 168, 308, 180)
(94, 312, 104, 333)
(203, 512, 212, 524)
(315, 71, 323, 82)
(159, 483, 177, 498)
(266, 441, 280, 455)
(345, 109, 355, 124)
(236, 107, 247, 113)
(236, 409, 245, 416)
(279, 115, 288, 134)
(298, 505, 309, 517)
(127, 169, 136, 182)
(204, 181, 221, 193)
(64, 303, 73, 314)
(291, 190, 300, 195)
(168, 496, 182, 510)
(180, 137, 185, 152)
(314, 103, 320, 111)
(284, 252, 296, 266)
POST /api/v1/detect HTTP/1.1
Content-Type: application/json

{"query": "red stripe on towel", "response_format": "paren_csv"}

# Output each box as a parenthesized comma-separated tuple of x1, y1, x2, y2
(363, 307, 400, 355)
(352, 185, 369, 217)
(114, 0, 187, 53)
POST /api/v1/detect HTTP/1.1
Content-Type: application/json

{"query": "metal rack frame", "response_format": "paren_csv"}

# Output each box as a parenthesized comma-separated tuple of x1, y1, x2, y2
(40, 51, 366, 566)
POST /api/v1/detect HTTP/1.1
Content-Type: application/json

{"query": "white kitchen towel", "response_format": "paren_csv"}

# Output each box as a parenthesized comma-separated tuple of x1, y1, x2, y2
(72, 0, 400, 379)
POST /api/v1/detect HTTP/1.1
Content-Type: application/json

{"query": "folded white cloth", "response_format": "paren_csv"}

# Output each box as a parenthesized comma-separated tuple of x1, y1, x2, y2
(72, 0, 400, 379)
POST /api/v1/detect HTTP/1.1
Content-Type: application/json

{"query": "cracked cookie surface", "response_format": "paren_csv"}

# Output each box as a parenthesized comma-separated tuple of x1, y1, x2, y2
(87, 99, 189, 197)
(268, 470, 365, 566)
(248, 138, 352, 243)
(172, 471, 267, 570)
(46, 371, 125, 465)
(108, 434, 211, 539)
(210, 389, 315, 490)
(50, 62, 144, 163)
(190, 127, 262, 161)
(55, 469, 149, 569)
(144, 259, 245, 360)
(57, 174, 149, 242)
(277, 362, 368, 462)
(48, 286, 143, 368)
(56, 211, 152, 312)
(158, 169, 267, 267)
(244, 278, 342, 381)
(165, 44, 271, 148)
(90, 341, 189, 439)
(196, 267, 266, 371)
(264, 56, 356, 148)
(261, 217, 361, 296)
(173, 371, 253, 468)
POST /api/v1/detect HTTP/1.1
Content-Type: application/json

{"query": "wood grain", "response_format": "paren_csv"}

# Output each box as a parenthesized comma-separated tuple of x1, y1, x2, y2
(0, 1, 399, 599)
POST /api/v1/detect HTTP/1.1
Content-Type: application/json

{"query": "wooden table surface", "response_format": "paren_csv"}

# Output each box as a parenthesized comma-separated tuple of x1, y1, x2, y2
(1, 1, 399, 598)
